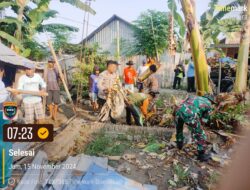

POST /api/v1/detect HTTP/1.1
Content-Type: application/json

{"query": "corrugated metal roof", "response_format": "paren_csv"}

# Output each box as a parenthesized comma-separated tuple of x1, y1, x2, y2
(0, 42, 34, 67)
(81, 14, 133, 43)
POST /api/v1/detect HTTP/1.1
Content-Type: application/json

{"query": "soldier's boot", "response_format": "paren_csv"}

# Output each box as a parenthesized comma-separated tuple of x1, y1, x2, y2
(176, 141, 184, 150)
(197, 150, 211, 162)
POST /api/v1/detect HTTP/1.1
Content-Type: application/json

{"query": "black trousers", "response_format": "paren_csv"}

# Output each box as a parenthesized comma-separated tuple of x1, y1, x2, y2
(137, 82, 144, 92)
(173, 77, 181, 89)
(98, 97, 117, 124)
(187, 77, 195, 92)
(126, 105, 143, 126)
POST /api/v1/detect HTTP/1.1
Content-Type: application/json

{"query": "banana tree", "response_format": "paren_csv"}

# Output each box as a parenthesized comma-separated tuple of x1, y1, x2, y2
(0, 0, 95, 55)
(0, 1, 24, 49)
(200, 0, 242, 50)
(0, 16, 24, 49)
(234, 0, 250, 92)
(181, 0, 209, 96)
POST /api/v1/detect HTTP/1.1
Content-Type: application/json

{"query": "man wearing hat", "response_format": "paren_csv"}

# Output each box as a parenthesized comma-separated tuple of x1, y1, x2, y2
(17, 62, 46, 124)
(46, 59, 61, 121)
(97, 60, 120, 124)
(123, 60, 137, 93)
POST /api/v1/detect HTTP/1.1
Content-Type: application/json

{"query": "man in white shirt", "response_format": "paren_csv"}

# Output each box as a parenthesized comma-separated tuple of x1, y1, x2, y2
(137, 60, 148, 77)
(137, 60, 148, 92)
(17, 62, 46, 124)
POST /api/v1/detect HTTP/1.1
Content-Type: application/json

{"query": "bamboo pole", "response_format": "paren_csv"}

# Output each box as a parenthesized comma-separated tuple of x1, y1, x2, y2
(181, 0, 209, 96)
(150, 15, 159, 62)
(6, 88, 48, 96)
(234, 0, 250, 93)
(48, 40, 76, 113)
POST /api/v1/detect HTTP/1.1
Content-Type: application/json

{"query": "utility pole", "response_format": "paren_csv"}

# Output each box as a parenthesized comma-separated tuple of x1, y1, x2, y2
(150, 15, 159, 62)
(83, 0, 91, 61)
(79, 0, 89, 62)
(116, 20, 120, 60)
(78, 0, 91, 106)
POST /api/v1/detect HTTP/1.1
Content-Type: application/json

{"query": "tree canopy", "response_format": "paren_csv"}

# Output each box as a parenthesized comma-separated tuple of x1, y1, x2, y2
(132, 10, 169, 58)
(200, 0, 242, 51)
(0, 0, 94, 60)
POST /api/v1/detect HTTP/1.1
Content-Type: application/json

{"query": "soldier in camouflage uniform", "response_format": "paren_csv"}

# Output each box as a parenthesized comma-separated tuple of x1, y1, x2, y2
(174, 95, 215, 161)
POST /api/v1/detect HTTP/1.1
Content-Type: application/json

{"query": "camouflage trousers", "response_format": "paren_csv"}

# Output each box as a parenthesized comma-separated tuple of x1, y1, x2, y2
(175, 112, 207, 151)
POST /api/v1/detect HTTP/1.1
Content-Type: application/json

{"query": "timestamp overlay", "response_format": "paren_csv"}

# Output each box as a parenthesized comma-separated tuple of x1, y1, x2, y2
(1, 124, 54, 187)
(3, 124, 53, 142)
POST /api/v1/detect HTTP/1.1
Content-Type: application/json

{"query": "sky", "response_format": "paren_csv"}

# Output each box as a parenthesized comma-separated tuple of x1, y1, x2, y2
(34, 0, 239, 43)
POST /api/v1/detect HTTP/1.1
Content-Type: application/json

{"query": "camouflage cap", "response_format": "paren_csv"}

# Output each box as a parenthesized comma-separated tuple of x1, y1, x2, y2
(203, 94, 216, 104)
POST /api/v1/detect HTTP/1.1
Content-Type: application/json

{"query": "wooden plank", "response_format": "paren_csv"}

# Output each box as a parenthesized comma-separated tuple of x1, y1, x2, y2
(6, 88, 48, 96)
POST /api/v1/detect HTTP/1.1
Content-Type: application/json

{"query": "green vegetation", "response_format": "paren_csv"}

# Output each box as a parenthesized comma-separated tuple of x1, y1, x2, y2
(167, 0, 185, 53)
(211, 103, 250, 131)
(0, 0, 94, 60)
(174, 164, 190, 185)
(155, 98, 165, 108)
(200, 0, 242, 52)
(85, 133, 132, 156)
(72, 45, 108, 97)
(132, 10, 169, 58)
(84, 131, 159, 156)
(168, 163, 190, 187)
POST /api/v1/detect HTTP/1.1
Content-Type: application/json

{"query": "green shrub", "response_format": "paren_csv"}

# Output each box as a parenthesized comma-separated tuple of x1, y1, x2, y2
(72, 45, 108, 97)
(85, 133, 131, 156)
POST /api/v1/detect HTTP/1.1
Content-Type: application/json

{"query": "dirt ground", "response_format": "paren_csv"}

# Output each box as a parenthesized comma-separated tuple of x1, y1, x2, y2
(81, 127, 234, 190)
(77, 89, 250, 190)
(10, 89, 250, 190)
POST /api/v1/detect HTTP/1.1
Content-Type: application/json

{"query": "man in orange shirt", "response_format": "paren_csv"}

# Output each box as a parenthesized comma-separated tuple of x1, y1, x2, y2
(124, 61, 137, 93)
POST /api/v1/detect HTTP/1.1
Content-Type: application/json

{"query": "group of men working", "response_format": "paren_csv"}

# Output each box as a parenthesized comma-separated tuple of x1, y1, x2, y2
(89, 59, 161, 126)
(0, 58, 217, 188)
(89, 59, 216, 161)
